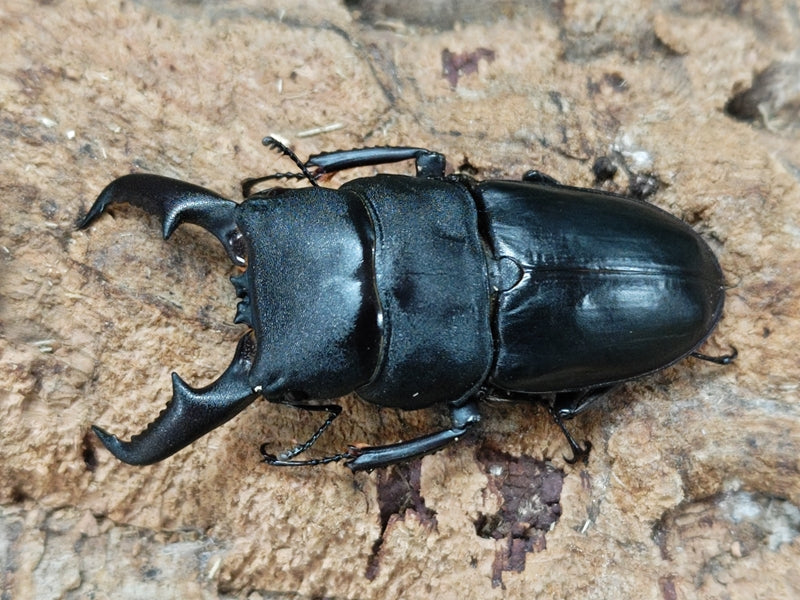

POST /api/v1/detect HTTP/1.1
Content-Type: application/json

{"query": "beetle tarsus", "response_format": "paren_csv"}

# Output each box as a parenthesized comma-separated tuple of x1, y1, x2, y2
(563, 440, 592, 465)
(546, 403, 592, 465)
(241, 172, 308, 197)
(691, 346, 738, 365)
(260, 444, 351, 467)
(259, 403, 343, 463)
(522, 170, 561, 186)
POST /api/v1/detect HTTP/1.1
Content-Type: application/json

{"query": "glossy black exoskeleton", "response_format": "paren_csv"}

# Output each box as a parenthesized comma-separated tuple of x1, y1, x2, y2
(78, 138, 734, 471)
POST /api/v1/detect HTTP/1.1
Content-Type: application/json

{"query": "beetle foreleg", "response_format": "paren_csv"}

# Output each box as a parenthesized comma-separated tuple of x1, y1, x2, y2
(260, 450, 353, 467)
(259, 403, 342, 465)
(243, 142, 447, 196)
(343, 400, 481, 472)
(306, 146, 446, 178)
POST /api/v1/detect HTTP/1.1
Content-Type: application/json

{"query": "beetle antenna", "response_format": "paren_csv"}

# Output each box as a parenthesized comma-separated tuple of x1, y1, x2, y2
(241, 172, 307, 198)
(261, 136, 320, 187)
(690, 346, 738, 365)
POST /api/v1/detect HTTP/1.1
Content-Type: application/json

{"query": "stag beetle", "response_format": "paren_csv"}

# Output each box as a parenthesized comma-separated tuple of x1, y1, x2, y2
(78, 138, 734, 471)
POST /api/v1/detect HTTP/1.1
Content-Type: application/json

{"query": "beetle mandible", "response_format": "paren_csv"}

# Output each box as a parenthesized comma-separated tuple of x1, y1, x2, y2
(78, 138, 734, 471)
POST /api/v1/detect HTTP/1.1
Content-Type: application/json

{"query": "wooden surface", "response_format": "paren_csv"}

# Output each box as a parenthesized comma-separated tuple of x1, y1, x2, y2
(1, 1, 799, 598)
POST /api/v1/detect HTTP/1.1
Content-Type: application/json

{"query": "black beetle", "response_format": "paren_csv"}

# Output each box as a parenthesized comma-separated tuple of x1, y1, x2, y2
(78, 138, 734, 471)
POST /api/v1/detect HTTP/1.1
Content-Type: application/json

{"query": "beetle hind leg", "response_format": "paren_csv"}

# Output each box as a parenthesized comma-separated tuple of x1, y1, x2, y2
(691, 346, 738, 365)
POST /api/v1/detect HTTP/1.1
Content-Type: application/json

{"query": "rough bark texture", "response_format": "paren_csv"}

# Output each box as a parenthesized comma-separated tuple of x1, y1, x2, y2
(2, 1, 799, 598)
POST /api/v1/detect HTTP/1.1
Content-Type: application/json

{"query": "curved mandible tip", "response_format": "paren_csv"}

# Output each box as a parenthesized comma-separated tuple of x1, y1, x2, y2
(78, 173, 245, 265)
(92, 333, 260, 465)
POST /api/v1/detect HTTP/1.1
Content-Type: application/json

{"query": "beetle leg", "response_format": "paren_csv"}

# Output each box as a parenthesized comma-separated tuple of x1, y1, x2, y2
(691, 346, 738, 365)
(259, 403, 343, 465)
(306, 146, 446, 178)
(549, 385, 616, 419)
(485, 387, 604, 463)
(546, 387, 616, 464)
(521, 170, 561, 185)
(261, 450, 353, 467)
(243, 142, 446, 195)
(78, 174, 246, 266)
(343, 400, 481, 472)
(545, 402, 592, 465)
(92, 333, 260, 465)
